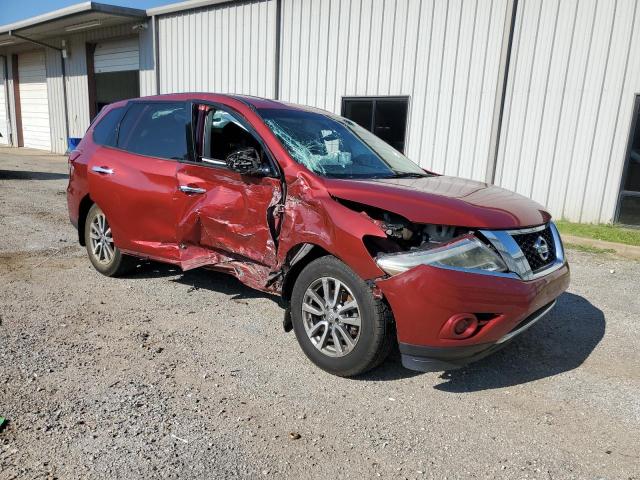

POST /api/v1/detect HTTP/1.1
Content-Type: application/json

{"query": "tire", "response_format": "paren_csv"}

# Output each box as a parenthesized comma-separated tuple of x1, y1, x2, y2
(291, 256, 393, 377)
(84, 204, 136, 277)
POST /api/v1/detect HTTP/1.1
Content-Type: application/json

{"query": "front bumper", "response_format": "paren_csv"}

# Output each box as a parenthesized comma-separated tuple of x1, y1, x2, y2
(398, 301, 557, 371)
(375, 261, 570, 372)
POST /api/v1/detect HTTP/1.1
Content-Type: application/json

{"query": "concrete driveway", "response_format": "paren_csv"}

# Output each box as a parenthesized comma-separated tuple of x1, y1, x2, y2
(0, 147, 638, 479)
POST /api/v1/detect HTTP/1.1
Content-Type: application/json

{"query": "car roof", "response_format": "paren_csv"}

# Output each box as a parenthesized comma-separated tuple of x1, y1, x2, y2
(122, 93, 331, 115)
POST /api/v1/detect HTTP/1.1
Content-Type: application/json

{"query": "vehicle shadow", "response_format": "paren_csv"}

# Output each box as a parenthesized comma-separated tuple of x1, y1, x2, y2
(123, 264, 603, 388)
(0, 169, 68, 180)
(432, 292, 604, 392)
(126, 260, 281, 302)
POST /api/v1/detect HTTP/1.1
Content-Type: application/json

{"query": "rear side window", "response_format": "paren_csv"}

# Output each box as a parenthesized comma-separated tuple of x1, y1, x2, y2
(117, 102, 190, 160)
(92, 107, 124, 147)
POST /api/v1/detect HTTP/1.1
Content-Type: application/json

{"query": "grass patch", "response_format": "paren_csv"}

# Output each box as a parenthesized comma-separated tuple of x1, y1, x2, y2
(555, 220, 640, 247)
(563, 242, 616, 255)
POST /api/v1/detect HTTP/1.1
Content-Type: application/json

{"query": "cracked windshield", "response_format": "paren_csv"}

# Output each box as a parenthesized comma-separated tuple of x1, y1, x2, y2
(258, 108, 428, 179)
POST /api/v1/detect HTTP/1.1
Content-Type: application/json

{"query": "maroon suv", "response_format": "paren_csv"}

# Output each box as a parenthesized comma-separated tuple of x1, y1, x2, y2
(67, 94, 570, 377)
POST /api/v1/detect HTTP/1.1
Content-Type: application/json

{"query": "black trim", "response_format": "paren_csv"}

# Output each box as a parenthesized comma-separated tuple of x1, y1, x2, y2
(399, 341, 510, 372)
(615, 94, 640, 226)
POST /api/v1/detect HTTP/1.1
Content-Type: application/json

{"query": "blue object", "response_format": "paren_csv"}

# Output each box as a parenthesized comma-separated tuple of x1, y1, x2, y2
(67, 137, 81, 153)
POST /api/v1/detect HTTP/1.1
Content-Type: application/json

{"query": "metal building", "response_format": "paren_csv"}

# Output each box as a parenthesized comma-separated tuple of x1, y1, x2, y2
(0, 0, 639, 226)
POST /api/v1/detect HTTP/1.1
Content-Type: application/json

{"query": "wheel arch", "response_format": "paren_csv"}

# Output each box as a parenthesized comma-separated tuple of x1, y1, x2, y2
(281, 243, 332, 304)
(77, 194, 95, 246)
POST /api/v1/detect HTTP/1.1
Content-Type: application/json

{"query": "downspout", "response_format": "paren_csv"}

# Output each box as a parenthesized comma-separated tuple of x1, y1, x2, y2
(274, 0, 282, 99)
(485, 0, 519, 184)
(0, 54, 13, 145)
(153, 14, 160, 95)
(8, 31, 70, 147)
(60, 42, 70, 142)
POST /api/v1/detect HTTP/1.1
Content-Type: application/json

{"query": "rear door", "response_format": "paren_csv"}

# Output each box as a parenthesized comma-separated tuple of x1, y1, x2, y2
(174, 103, 282, 270)
(87, 101, 190, 262)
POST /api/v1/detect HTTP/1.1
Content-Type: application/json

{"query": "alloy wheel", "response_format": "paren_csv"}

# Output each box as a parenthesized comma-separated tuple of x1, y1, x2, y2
(301, 277, 361, 357)
(89, 212, 114, 264)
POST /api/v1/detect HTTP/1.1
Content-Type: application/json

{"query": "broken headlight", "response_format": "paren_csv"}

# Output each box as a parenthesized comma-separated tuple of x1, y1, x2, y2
(375, 236, 507, 276)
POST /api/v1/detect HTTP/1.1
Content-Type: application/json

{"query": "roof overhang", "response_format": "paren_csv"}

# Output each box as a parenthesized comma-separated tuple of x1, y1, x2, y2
(0, 2, 147, 49)
(147, 0, 232, 17)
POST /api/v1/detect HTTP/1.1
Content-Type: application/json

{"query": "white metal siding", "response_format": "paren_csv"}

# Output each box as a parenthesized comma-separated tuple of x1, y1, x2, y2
(94, 37, 140, 73)
(0, 61, 8, 145)
(45, 49, 67, 153)
(157, 0, 277, 97)
(18, 50, 51, 151)
(279, 0, 510, 180)
(496, 0, 640, 223)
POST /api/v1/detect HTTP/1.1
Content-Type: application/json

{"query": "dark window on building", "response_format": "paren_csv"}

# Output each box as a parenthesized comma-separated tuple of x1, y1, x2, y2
(95, 71, 139, 113)
(92, 107, 125, 147)
(117, 102, 190, 161)
(342, 97, 409, 153)
(617, 96, 640, 225)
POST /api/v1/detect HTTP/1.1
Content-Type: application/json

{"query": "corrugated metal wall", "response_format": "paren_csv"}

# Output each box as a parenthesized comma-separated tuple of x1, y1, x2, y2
(45, 49, 67, 153)
(0, 60, 8, 145)
(496, 0, 640, 223)
(279, 0, 510, 180)
(157, 0, 277, 97)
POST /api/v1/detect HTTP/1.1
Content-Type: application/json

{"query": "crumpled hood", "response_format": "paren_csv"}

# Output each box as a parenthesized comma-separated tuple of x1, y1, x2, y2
(324, 175, 551, 229)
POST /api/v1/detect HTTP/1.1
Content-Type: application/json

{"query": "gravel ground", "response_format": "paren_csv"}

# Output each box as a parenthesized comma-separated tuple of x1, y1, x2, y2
(1, 147, 639, 480)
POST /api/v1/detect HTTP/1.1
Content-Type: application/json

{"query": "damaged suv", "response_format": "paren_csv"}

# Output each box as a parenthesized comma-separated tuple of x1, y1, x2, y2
(67, 94, 570, 377)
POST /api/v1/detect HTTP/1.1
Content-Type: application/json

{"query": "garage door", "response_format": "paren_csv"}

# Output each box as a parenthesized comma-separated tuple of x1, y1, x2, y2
(0, 61, 8, 145)
(18, 51, 51, 151)
(94, 37, 139, 73)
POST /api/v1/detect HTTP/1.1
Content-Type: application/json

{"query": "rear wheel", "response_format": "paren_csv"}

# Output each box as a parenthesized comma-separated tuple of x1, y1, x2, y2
(84, 204, 135, 277)
(291, 256, 393, 377)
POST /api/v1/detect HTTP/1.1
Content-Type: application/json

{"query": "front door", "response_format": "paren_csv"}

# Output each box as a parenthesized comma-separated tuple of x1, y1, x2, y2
(88, 101, 191, 262)
(174, 104, 282, 270)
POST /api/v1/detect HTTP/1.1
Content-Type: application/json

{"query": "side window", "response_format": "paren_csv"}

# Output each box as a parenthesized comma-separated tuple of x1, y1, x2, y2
(92, 107, 125, 147)
(200, 107, 262, 162)
(117, 102, 190, 161)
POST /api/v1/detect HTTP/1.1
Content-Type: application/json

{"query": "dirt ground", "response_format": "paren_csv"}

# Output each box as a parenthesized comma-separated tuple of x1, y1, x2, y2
(0, 147, 639, 479)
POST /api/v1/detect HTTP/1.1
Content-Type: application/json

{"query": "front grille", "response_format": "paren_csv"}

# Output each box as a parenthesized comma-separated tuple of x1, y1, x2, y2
(511, 225, 556, 272)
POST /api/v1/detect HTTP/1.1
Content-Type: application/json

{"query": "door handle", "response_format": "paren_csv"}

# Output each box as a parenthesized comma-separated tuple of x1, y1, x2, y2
(179, 185, 207, 194)
(92, 166, 114, 175)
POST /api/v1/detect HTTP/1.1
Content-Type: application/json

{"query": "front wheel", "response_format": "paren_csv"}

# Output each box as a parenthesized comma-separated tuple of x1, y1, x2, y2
(84, 204, 135, 277)
(290, 256, 393, 377)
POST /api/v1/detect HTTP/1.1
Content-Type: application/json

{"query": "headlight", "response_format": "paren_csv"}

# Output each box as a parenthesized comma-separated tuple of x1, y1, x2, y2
(376, 236, 507, 276)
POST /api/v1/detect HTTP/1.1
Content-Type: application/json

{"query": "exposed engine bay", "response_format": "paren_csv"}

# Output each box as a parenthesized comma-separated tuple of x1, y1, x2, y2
(334, 198, 474, 256)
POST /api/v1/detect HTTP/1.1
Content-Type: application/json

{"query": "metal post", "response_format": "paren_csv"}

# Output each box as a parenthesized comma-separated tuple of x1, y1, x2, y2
(0, 54, 13, 146)
(485, 0, 519, 184)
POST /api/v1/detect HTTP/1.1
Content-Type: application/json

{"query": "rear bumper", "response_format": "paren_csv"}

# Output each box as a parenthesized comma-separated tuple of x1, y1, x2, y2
(375, 261, 570, 371)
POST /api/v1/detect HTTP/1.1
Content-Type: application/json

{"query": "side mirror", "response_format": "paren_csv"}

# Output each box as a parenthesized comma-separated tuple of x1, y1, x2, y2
(225, 147, 269, 176)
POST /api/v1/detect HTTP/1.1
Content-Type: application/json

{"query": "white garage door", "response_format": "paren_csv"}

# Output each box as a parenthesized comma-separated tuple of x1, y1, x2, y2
(94, 37, 139, 73)
(0, 61, 8, 145)
(18, 50, 51, 151)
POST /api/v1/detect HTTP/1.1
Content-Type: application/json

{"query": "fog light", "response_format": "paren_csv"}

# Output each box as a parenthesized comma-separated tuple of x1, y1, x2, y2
(440, 313, 479, 340)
